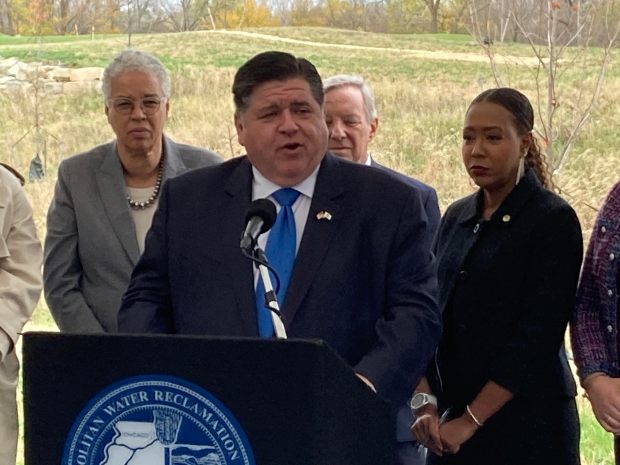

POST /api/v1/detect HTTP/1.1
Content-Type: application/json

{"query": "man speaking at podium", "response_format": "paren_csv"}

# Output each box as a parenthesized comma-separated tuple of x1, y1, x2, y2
(118, 51, 440, 432)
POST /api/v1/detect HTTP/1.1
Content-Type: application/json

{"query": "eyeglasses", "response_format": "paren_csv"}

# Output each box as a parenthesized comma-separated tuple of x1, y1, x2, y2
(108, 96, 166, 115)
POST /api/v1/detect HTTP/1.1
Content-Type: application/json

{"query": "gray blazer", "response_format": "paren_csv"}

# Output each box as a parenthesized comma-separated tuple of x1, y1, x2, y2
(43, 136, 222, 332)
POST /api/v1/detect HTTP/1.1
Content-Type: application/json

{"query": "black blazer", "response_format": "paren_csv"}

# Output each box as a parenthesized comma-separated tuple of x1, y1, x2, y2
(430, 169, 581, 407)
(118, 153, 441, 406)
(368, 160, 441, 442)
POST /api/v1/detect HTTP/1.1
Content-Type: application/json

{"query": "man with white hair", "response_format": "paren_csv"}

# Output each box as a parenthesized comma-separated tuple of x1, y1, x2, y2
(323, 74, 440, 465)
(323, 74, 440, 233)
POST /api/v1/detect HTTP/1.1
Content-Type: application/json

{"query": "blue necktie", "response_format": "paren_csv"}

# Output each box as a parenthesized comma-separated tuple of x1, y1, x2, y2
(255, 188, 301, 337)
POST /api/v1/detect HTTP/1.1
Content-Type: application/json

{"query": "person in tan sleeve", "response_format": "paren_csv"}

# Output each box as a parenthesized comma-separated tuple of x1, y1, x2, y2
(0, 163, 42, 465)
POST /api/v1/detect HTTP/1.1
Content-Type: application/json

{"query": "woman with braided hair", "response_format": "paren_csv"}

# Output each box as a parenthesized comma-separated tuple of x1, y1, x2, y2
(411, 88, 582, 464)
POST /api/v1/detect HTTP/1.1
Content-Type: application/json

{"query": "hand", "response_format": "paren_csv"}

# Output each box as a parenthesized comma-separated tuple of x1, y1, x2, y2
(585, 374, 620, 434)
(411, 406, 443, 456)
(439, 415, 478, 454)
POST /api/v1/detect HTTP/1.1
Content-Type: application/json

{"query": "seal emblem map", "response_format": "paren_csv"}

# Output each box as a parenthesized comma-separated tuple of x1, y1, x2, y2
(62, 375, 255, 465)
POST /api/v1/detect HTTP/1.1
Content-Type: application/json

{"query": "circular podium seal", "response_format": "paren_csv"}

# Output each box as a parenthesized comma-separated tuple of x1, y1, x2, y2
(62, 374, 255, 465)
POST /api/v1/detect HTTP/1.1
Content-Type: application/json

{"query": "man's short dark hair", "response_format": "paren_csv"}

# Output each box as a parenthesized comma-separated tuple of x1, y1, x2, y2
(232, 51, 324, 115)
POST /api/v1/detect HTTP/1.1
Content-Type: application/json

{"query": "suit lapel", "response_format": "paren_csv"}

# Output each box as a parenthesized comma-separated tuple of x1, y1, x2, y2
(218, 158, 257, 334)
(96, 142, 141, 265)
(282, 155, 344, 325)
(162, 136, 185, 181)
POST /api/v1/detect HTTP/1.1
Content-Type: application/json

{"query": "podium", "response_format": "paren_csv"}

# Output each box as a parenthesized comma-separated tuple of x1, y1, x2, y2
(22, 332, 395, 465)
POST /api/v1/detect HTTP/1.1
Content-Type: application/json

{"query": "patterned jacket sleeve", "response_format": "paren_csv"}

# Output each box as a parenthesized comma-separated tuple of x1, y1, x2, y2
(571, 180, 620, 382)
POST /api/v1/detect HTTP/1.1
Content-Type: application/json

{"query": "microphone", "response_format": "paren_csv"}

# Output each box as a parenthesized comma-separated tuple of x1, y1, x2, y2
(240, 198, 277, 252)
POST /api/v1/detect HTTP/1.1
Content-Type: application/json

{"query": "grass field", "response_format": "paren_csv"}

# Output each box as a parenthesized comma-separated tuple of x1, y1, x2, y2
(1, 27, 617, 463)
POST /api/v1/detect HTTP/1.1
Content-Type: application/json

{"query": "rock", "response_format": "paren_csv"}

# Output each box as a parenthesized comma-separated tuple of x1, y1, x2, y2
(50, 68, 71, 82)
(4, 80, 31, 93)
(7, 62, 28, 80)
(0, 59, 104, 94)
(63, 80, 99, 94)
(43, 81, 64, 95)
(70, 67, 103, 81)
(23, 65, 48, 81)
(0, 57, 18, 74)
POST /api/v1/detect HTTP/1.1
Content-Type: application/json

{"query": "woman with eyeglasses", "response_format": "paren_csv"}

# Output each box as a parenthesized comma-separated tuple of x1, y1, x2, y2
(410, 88, 582, 464)
(44, 50, 222, 333)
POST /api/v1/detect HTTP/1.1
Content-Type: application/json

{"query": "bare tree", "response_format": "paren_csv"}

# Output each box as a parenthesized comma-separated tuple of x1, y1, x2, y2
(126, 0, 154, 31)
(0, 0, 13, 33)
(267, 0, 292, 25)
(161, 0, 211, 31)
(469, 0, 620, 173)
(58, 0, 79, 33)
(494, 0, 512, 42)
(424, 0, 441, 32)
(509, 0, 536, 41)
(467, 0, 522, 43)
(445, 0, 470, 33)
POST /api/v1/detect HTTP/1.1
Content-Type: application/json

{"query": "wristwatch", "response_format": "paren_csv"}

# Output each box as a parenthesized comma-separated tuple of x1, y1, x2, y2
(409, 392, 437, 412)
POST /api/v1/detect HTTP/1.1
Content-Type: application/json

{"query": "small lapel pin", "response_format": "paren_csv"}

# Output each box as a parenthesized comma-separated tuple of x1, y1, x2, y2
(502, 214, 511, 223)
(316, 211, 332, 221)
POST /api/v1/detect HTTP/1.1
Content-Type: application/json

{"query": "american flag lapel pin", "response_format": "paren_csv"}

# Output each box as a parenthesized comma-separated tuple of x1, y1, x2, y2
(316, 211, 332, 221)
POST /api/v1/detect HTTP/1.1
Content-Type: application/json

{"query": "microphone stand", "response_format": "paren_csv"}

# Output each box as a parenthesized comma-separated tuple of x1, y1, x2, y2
(243, 246, 287, 339)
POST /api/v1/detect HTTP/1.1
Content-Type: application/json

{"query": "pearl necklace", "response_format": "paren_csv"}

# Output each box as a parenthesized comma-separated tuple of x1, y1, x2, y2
(126, 154, 164, 210)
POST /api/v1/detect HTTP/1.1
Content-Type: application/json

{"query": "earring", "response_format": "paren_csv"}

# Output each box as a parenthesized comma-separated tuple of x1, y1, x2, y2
(515, 152, 526, 186)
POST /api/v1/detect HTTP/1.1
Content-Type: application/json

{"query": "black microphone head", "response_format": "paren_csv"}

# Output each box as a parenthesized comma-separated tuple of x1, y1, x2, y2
(245, 198, 277, 234)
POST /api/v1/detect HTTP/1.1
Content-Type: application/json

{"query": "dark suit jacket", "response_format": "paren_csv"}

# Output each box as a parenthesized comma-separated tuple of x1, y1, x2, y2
(118, 153, 441, 405)
(371, 159, 440, 236)
(430, 169, 581, 406)
(44, 136, 223, 333)
(370, 159, 440, 444)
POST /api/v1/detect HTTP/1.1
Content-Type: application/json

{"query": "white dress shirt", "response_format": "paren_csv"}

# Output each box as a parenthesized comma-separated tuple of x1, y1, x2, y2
(251, 165, 319, 253)
(250, 165, 319, 288)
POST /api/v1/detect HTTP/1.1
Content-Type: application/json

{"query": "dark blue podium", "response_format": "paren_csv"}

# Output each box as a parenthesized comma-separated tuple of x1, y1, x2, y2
(22, 332, 394, 465)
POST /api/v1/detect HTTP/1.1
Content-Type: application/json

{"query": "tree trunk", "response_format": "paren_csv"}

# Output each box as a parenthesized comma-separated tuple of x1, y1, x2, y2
(0, 0, 13, 34)
(426, 0, 440, 33)
(430, 8, 438, 32)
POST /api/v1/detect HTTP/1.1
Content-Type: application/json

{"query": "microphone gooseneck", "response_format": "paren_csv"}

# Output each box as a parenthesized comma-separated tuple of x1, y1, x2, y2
(239, 197, 287, 339)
